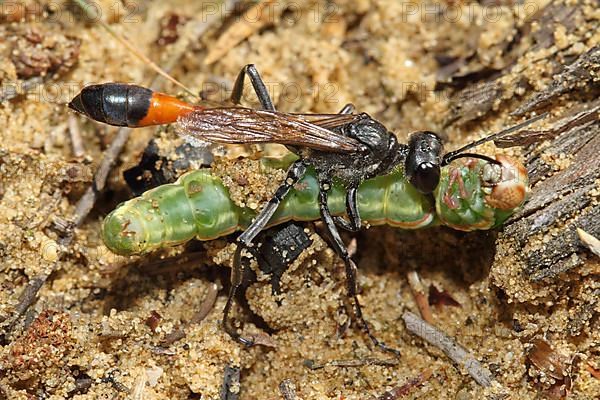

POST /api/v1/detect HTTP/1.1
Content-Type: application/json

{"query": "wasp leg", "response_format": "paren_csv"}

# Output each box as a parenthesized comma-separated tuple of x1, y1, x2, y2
(318, 181, 401, 356)
(231, 64, 300, 155)
(223, 160, 307, 346)
(334, 186, 361, 232)
(339, 103, 355, 114)
(231, 64, 275, 111)
(334, 103, 360, 230)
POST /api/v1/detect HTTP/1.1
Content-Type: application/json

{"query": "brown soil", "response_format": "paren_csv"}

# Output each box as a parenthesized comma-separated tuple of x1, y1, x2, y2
(0, 0, 598, 399)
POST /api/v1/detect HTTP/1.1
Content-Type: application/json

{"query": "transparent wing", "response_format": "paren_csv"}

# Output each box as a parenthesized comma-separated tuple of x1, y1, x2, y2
(291, 113, 364, 130)
(176, 107, 363, 153)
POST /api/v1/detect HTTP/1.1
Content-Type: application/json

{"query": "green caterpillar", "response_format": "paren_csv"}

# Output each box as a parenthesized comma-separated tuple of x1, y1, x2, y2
(102, 154, 528, 256)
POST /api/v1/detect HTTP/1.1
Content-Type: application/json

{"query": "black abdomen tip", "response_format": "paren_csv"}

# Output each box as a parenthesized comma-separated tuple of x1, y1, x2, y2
(69, 84, 108, 123)
(68, 83, 152, 127)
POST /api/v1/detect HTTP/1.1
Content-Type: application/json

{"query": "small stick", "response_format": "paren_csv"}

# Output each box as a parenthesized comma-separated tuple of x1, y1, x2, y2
(279, 379, 297, 400)
(71, 0, 196, 97)
(68, 114, 85, 158)
(328, 358, 399, 368)
(406, 271, 433, 323)
(402, 311, 493, 387)
(189, 282, 219, 324)
(586, 362, 600, 379)
(377, 368, 433, 400)
(151, 346, 177, 356)
(72, 126, 132, 226)
(577, 228, 600, 257)
(204, 0, 282, 64)
(305, 357, 399, 370)
(131, 369, 148, 400)
(162, 329, 186, 345)
(4, 272, 50, 326)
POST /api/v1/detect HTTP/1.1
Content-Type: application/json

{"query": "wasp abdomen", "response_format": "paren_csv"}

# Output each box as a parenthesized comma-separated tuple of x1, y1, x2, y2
(68, 83, 152, 127)
(69, 83, 195, 127)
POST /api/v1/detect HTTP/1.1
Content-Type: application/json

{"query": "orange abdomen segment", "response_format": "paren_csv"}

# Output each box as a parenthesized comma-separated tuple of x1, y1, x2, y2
(138, 92, 197, 126)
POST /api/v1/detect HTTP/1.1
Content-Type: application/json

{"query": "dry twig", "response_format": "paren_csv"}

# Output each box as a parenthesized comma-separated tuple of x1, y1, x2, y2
(406, 271, 433, 323)
(304, 357, 399, 370)
(162, 283, 218, 345)
(71, 0, 196, 96)
(577, 228, 600, 257)
(402, 311, 493, 387)
(585, 363, 600, 379)
(377, 368, 433, 400)
(205, 0, 283, 64)
(67, 114, 85, 158)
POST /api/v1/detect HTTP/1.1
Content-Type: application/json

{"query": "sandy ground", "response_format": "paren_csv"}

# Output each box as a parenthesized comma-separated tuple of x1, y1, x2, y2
(0, 0, 598, 399)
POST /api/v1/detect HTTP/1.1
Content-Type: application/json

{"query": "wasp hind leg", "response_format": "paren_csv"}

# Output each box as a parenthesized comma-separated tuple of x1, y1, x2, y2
(223, 160, 307, 346)
(231, 64, 303, 156)
(318, 180, 401, 356)
(231, 64, 275, 111)
(339, 103, 355, 114)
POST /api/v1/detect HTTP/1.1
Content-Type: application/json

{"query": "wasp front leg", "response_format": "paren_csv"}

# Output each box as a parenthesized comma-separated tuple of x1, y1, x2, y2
(223, 160, 307, 346)
(339, 103, 355, 114)
(317, 180, 400, 356)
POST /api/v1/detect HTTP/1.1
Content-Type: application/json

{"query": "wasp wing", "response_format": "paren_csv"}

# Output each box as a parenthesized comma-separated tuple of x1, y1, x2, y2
(291, 113, 364, 130)
(176, 107, 362, 152)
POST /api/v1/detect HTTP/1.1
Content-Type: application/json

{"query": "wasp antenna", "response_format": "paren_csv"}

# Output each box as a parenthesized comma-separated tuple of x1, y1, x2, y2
(441, 112, 548, 166)
(441, 152, 500, 166)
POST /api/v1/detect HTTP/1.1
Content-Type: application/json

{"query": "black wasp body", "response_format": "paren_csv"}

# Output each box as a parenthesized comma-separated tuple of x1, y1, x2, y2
(305, 115, 410, 188)
(206, 67, 448, 355)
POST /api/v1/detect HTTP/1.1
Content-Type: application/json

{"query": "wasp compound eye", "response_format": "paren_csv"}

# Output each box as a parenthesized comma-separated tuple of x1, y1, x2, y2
(410, 162, 441, 193)
(405, 131, 443, 193)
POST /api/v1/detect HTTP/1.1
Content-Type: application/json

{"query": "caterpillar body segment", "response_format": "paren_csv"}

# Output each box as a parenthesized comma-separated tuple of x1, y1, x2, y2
(102, 155, 527, 256)
(435, 155, 529, 231)
(102, 171, 246, 255)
